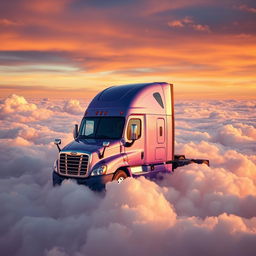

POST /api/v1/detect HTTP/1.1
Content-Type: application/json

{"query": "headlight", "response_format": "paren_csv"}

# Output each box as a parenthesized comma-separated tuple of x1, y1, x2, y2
(53, 159, 58, 172)
(91, 165, 107, 176)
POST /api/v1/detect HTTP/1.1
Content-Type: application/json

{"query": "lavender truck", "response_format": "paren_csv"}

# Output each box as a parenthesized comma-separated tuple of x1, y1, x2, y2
(53, 82, 209, 189)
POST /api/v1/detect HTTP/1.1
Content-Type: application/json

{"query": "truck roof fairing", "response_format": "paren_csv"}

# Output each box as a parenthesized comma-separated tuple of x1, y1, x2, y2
(85, 82, 173, 116)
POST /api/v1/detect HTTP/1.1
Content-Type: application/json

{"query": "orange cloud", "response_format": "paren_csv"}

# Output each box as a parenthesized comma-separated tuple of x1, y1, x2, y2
(168, 16, 211, 32)
(0, 18, 23, 26)
(25, 0, 72, 14)
(236, 4, 256, 14)
(0, 0, 255, 99)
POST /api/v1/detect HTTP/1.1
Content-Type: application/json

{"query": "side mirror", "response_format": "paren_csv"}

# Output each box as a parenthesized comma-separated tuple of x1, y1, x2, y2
(103, 141, 110, 147)
(54, 138, 61, 152)
(73, 124, 78, 139)
(130, 124, 139, 140)
(99, 141, 110, 159)
(54, 138, 61, 145)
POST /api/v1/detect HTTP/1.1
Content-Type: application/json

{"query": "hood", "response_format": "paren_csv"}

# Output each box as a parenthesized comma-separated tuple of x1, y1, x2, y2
(62, 139, 120, 154)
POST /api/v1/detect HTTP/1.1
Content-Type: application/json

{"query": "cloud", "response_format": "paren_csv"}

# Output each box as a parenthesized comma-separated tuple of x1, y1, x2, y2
(0, 51, 72, 66)
(63, 99, 84, 115)
(0, 96, 255, 255)
(192, 23, 210, 32)
(168, 16, 211, 32)
(76, 0, 138, 8)
(211, 124, 256, 147)
(0, 94, 37, 113)
(236, 5, 256, 14)
(0, 18, 23, 26)
(0, 94, 53, 122)
(26, 0, 72, 14)
(168, 20, 184, 27)
(1, 177, 255, 256)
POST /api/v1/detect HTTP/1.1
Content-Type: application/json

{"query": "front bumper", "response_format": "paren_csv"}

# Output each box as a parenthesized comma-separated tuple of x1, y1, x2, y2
(52, 171, 114, 191)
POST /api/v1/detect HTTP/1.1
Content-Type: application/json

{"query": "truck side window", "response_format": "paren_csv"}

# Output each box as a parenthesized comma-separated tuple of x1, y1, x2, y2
(153, 92, 164, 108)
(127, 119, 141, 140)
(85, 120, 94, 136)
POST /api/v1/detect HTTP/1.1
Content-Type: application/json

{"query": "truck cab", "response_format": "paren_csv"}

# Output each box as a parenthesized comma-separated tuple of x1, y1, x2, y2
(52, 82, 208, 190)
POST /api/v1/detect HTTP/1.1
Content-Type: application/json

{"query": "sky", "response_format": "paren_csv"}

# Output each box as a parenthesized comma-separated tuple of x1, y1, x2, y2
(0, 0, 256, 99)
(0, 95, 255, 255)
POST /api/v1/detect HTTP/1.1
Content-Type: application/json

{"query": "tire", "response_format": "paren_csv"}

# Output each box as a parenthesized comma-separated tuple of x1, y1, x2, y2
(113, 170, 128, 184)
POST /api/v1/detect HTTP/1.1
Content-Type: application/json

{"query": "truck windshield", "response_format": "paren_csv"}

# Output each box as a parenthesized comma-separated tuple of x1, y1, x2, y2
(78, 117, 125, 139)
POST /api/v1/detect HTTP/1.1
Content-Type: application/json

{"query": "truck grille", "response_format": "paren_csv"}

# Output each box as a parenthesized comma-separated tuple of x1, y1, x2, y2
(59, 153, 89, 176)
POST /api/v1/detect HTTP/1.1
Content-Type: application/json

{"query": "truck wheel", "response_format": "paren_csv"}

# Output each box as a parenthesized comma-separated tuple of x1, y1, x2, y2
(113, 170, 128, 184)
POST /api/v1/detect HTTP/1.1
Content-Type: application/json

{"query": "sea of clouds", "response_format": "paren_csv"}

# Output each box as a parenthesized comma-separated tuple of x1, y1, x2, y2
(0, 94, 255, 256)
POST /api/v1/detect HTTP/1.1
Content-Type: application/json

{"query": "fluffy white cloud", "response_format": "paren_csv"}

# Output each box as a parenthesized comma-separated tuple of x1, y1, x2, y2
(0, 94, 52, 122)
(0, 95, 255, 256)
(63, 99, 84, 115)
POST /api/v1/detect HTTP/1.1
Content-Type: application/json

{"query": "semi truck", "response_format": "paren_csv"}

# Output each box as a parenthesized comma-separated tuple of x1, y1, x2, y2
(52, 82, 209, 190)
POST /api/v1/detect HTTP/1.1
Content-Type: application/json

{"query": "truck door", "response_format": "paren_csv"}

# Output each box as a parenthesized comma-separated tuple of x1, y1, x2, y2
(144, 115, 167, 164)
(155, 118, 166, 161)
(124, 115, 145, 166)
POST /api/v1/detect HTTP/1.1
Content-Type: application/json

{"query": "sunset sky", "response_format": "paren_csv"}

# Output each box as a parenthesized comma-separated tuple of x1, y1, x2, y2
(0, 0, 256, 99)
